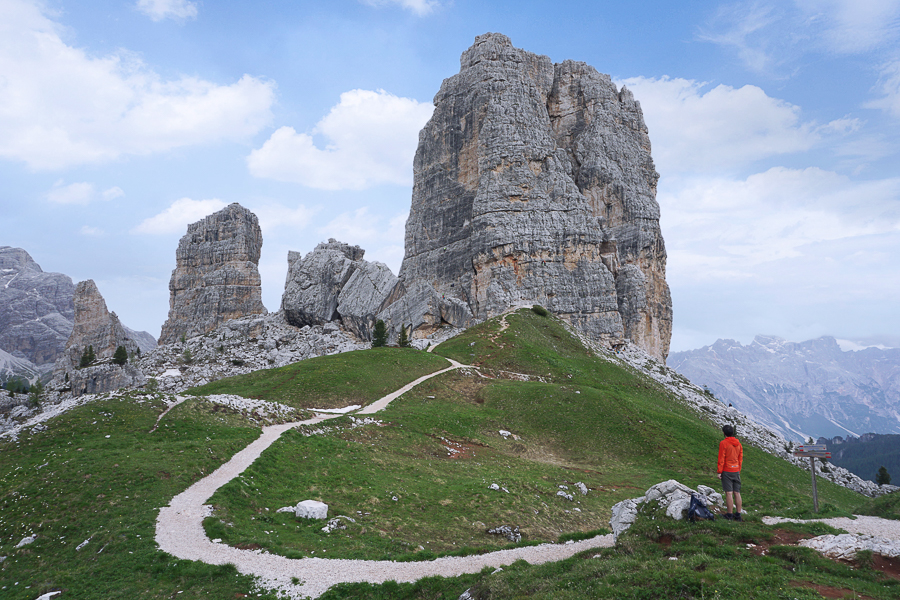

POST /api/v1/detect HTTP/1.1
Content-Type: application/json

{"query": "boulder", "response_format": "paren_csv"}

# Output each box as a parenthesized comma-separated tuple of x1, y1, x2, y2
(281, 240, 398, 340)
(159, 203, 266, 345)
(609, 479, 725, 538)
(294, 500, 328, 520)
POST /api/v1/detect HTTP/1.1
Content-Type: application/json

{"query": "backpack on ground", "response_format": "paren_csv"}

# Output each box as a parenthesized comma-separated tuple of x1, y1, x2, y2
(688, 494, 716, 522)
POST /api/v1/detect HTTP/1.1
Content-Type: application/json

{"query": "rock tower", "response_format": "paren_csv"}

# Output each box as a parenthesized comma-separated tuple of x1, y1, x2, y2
(159, 203, 266, 344)
(382, 33, 672, 359)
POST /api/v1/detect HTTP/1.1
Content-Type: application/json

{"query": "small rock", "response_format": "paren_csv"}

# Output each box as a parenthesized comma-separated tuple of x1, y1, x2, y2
(557, 491, 574, 501)
(15, 535, 36, 548)
(575, 482, 589, 495)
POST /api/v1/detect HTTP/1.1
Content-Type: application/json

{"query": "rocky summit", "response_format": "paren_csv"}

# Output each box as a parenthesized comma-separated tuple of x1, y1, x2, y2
(0, 246, 75, 372)
(379, 33, 672, 360)
(53, 280, 148, 396)
(281, 240, 398, 341)
(159, 203, 267, 345)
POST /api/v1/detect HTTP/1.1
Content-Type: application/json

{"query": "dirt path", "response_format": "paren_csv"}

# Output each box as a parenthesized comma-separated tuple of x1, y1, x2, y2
(155, 357, 616, 598)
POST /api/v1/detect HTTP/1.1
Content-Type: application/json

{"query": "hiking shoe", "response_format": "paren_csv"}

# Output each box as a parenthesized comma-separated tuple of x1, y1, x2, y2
(734, 513, 742, 522)
(723, 513, 733, 520)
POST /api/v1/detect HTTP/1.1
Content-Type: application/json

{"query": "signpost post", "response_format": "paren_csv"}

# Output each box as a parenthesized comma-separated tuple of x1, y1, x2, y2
(792, 444, 831, 513)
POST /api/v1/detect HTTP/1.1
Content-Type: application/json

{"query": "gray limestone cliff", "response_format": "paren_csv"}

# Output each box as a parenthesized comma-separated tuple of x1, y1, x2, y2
(0, 247, 75, 372)
(379, 33, 672, 359)
(281, 240, 398, 340)
(159, 203, 267, 345)
(53, 279, 147, 396)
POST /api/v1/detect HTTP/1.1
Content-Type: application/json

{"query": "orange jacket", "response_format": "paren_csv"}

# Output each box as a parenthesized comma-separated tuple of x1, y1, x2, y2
(718, 436, 743, 473)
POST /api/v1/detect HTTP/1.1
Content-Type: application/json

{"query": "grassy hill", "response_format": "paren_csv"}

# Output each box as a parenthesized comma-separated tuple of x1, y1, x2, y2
(1, 308, 897, 599)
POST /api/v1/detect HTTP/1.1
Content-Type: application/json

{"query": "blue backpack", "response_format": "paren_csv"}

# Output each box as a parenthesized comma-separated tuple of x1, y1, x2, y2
(688, 494, 716, 522)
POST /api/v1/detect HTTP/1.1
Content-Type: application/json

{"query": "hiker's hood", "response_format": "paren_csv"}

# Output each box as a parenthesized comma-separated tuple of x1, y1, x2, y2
(723, 436, 740, 447)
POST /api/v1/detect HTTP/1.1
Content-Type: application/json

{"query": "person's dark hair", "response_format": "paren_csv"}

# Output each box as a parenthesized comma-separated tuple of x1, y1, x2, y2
(722, 424, 735, 437)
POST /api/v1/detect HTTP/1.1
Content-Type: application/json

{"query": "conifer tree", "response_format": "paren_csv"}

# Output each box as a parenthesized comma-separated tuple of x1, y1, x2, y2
(398, 324, 411, 348)
(372, 320, 388, 348)
(79, 345, 96, 368)
(113, 345, 128, 366)
(876, 466, 891, 486)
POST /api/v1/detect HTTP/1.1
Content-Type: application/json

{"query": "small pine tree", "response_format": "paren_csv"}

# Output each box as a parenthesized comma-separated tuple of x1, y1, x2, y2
(79, 345, 96, 368)
(876, 466, 892, 486)
(182, 348, 193, 364)
(28, 380, 44, 408)
(372, 320, 388, 348)
(113, 345, 128, 366)
(398, 325, 411, 348)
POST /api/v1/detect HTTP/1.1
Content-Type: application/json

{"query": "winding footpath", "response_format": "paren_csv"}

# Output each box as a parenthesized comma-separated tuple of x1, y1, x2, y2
(155, 356, 616, 599)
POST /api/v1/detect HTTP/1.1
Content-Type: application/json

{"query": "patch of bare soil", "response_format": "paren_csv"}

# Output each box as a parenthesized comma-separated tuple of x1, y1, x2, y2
(747, 529, 816, 556)
(870, 554, 900, 580)
(788, 580, 875, 599)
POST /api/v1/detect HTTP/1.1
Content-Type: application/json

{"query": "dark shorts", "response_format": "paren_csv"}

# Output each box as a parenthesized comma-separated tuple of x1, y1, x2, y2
(721, 471, 741, 493)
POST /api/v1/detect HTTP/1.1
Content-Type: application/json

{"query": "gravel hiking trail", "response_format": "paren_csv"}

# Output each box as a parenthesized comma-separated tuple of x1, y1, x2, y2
(155, 356, 616, 599)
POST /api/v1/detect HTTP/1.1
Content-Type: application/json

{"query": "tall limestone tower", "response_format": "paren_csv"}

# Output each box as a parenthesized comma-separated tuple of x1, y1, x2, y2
(159, 203, 267, 345)
(381, 33, 672, 360)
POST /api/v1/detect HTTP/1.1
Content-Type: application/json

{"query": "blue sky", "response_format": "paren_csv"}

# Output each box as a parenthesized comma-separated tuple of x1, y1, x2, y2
(2, 0, 899, 354)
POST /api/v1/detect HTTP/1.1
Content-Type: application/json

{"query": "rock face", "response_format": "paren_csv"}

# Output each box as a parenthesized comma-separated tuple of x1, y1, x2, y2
(54, 280, 146, 396)
(668, 336, 900, 441)
(381, 33, 672, 359)
(159, 203, 266, 345)
(281, 240, 398, 340)
(0, 247, 75, 371)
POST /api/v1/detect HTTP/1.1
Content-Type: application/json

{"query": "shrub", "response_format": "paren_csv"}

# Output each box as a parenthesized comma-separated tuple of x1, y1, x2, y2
(531, 305, 549, 317)
(183, 348, 194, 364)
(28, 380, 44, 408)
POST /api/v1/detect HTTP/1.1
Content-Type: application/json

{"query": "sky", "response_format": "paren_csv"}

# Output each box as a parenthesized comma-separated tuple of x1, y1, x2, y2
(2, 0, 899, 354)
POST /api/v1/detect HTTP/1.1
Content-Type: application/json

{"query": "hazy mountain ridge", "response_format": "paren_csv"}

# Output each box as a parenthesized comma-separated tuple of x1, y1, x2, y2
(0, 246, 156, 385)
(669, 335, 900, 441)
(817, 433, 900, 484)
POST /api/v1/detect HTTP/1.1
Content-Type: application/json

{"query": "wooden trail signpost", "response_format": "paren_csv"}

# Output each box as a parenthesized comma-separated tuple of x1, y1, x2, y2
(793, 444, 831, 512)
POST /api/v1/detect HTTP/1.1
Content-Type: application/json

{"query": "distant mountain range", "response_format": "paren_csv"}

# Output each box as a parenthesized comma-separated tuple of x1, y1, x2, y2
(817, 433, 900, 484)
(0, 246, 155, 384)
(668, 335, 900, 442)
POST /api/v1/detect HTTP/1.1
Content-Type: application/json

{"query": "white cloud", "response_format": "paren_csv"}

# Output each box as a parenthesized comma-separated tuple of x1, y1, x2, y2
(865, 60, 900, 118)
(102, 186, 125, 201)
(136, 0, 198, 22)
(46, 181, 95, 204)
(360, 0, 439, 16)
(254, 203, 318, 233)
(661, 167, 900, 279)
(697, 3, 785, 74)
(132, 197, 227, 235)
(79, 225, 104, 236)
(620, 76, 836, 175)
(247, 89, 433, 190)
(318, 207, 407, 245)
(0, 0, 275, 170)
(796, 0, 900, 54)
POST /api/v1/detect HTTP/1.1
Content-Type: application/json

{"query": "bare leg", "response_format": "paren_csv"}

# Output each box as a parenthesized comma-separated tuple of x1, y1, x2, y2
(725, 491, 734, 514)
(735, 492, 742, 514)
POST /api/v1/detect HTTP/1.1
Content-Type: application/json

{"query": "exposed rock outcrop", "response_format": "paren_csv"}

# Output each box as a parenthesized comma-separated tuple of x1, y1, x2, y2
(281, 240, 398, 340)
(0, 247, 75, 371)
(53, 280, 147, 395)
(159, 203, 267, 345)
(380, 33, 672, 359)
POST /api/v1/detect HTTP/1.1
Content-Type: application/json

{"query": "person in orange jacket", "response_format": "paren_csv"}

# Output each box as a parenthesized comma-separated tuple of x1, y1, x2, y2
(717, 424, 743, 521)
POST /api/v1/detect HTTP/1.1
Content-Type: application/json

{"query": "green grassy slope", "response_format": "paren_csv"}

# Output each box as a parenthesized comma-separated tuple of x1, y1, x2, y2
(2, 309, 897, 600)
(187, 347, 450, 409)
